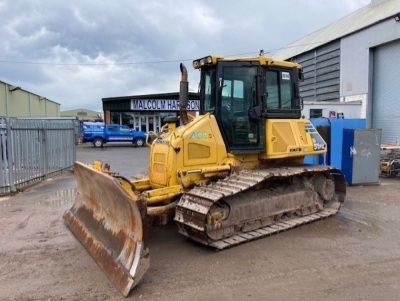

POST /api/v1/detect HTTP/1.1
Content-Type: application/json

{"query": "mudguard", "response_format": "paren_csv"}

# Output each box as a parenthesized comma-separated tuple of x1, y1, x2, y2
(63, 162, 149, 297)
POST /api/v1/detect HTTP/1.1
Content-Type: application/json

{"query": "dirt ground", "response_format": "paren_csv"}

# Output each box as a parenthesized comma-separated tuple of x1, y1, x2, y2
(1, 144, 400, 301)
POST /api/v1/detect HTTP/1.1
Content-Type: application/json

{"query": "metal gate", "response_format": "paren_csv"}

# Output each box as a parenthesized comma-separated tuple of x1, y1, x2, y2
(372, 39, 400, 144)
(0, 117, 76, 195)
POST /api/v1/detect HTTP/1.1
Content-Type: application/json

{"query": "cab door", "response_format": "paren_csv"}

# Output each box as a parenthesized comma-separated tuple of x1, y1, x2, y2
(216, 63, 264, 153)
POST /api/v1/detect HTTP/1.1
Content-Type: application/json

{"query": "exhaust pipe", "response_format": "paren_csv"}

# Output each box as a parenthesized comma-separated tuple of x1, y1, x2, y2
(179, 63, 189, 125)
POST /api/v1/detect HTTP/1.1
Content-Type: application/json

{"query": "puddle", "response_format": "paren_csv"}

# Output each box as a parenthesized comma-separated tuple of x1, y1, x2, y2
(35, 188, 77, 207)
(0, 196, 10, 203)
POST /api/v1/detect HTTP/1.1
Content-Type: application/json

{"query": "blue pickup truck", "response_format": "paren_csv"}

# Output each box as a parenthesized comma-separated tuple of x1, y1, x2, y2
(81, 123, 148, 148)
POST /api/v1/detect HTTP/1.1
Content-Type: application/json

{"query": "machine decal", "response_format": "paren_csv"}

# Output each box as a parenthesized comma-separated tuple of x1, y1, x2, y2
(305, 122, 326, 151)
(189, 131, 207, 140)
(282, 72, 290, 80)
(311, 137, 325, 151)
(155, 139, 169, 145)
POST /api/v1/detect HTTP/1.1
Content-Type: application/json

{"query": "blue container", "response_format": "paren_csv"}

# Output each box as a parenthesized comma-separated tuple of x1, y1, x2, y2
(305, 118, 366, 168)
(341, 128, 381, 185)
(330, 119, 366, 169)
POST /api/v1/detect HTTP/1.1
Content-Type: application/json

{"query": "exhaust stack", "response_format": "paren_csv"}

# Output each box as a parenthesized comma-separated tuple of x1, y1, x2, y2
(179, 63, 189, 125)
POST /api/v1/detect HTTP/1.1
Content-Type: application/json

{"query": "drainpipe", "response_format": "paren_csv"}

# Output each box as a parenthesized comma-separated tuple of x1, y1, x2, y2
(29, 93, 32, 116)
(179, 63, 189, 125)
(5, 84, 9, 116)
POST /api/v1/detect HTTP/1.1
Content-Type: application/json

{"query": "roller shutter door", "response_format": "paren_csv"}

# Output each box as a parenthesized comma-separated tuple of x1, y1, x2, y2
(372, 40, 400, 144)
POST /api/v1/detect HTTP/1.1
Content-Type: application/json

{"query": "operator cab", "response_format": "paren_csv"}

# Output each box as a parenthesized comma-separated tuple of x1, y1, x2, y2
(193, 55, 303, 154)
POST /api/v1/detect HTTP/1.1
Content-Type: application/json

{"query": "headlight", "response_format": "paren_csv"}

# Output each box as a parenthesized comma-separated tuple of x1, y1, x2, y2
(192, 60, 200, 69)
(193, 55, 217, 68)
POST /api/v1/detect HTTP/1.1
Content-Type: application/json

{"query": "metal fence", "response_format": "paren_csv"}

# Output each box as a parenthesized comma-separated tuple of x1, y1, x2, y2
(0, 117, 77, 195)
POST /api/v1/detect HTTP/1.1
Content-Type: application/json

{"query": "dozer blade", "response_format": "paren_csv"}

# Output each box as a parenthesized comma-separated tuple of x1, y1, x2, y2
(63, 161, 149, 297)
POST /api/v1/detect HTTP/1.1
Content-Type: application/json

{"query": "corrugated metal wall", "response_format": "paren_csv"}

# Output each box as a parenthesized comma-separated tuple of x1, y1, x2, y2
(0, 81, 60, 117)
(292, 40, 341, 102)
(372, 40, 400, 144)
(0, 118, 76, 195)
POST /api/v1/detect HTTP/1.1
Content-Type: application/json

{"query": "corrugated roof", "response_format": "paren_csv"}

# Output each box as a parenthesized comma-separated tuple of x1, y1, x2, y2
(273, 0, 400, 60)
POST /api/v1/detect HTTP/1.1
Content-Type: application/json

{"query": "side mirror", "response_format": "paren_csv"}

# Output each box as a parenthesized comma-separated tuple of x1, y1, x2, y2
(298, 69, 304, 82)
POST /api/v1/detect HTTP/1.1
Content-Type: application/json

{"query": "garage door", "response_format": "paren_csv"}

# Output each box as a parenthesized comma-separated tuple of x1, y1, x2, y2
(372, 39, 400, 144)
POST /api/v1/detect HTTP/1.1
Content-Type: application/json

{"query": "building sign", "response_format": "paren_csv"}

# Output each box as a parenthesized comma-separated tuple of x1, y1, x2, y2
(131, 99, 200, 111)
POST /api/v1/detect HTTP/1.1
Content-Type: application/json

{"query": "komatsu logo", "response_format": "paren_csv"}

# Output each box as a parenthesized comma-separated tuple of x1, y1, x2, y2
(155, 139, 169, 145)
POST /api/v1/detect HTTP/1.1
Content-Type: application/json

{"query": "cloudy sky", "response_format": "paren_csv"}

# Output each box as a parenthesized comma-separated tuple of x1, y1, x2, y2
(0, 0, 370, 111)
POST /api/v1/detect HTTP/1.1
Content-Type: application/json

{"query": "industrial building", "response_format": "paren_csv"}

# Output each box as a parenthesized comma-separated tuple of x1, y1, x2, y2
(102, 92, 200, 133)
(0, 80, 60, 117)
(273, 0, 400, 144)
(60, 108, 103, 121)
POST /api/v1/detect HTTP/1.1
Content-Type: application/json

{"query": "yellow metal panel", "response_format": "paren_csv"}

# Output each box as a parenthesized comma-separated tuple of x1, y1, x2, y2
(188, 143, 210, 159)
(152, 163, 165, 173)
(150, 142, 170, 187)
(131, 179, 151, 191)
(271, 121, 296, 153)
(149, 114, 229, 188)
(296, 120, 309, 145)
(263, 119, 327, 160)
(154, 153, 165, 163)
(144, 185, 183, 205)
(182, 114, 226, 167)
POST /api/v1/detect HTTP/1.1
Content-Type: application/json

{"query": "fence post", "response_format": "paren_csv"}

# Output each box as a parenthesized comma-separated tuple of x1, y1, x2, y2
(7, 118, 16, 193)
(42, 120, 48, 178)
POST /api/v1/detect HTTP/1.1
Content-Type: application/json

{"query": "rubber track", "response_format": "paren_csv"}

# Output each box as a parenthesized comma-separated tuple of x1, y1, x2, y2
(175, 165, 343, 250)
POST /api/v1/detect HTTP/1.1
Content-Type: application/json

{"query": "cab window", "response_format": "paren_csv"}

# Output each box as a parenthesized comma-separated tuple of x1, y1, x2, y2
(265, 70, 293, 110)
(203, 68, 216, 113)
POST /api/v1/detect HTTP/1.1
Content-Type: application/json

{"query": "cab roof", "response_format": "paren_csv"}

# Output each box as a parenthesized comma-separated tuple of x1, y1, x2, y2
(192, 55, 301, 69)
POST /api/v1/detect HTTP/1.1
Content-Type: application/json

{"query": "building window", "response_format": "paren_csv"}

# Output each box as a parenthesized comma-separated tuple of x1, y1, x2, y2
(111, 112, 120, 124)
(310, 109, 323, 118)
(122, 112, 135, 128)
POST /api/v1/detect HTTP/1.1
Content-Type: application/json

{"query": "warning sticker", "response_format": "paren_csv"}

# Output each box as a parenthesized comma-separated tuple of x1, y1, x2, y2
(282, 72, 290, 80)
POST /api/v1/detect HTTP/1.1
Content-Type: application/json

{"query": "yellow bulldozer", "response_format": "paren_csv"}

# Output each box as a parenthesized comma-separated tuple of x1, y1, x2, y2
(64, 54, 346, 297)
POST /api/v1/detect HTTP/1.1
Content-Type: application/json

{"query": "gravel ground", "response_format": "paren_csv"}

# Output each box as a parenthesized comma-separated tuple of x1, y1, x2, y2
(1, 144, 400, 301)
